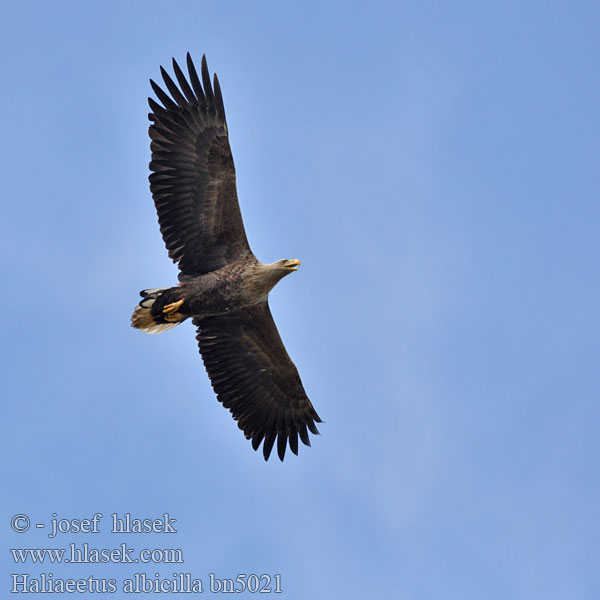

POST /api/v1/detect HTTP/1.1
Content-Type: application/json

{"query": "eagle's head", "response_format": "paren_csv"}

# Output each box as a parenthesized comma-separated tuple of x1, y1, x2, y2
(279, 258, 301, 273)
(260, 259, 301, 289)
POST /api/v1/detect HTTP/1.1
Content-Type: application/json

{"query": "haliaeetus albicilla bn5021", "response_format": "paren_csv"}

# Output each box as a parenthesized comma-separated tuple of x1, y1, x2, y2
(131, 54, 322, 461)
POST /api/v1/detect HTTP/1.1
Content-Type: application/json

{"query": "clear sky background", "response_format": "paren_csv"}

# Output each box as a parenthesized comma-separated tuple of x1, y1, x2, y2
(1, 1, 599, 598)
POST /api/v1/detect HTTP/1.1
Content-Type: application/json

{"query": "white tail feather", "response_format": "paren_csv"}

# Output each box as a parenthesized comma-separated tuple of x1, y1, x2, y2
(131, 304, 179, 334)
(131, 287, 182, 334)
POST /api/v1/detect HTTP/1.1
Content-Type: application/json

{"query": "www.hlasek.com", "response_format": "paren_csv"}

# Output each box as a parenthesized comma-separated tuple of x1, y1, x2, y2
(11, 543, 183, 565)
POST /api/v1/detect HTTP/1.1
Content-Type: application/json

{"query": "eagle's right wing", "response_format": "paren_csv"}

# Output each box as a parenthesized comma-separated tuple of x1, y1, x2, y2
(148, 54, 254, 278)
(193, 302, 322, 461)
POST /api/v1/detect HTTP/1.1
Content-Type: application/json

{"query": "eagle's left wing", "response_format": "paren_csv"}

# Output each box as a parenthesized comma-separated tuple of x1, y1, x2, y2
(193, 303, 322, 461)
(148, 54, 254, 278)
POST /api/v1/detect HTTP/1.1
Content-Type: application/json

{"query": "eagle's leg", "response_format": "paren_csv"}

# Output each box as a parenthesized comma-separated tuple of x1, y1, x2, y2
(163, 299, 185, 322)
(163, 299, 184, 314)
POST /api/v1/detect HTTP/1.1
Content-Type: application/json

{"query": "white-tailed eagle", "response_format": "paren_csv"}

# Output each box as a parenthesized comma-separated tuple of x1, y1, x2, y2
(131, 54, 322, 461)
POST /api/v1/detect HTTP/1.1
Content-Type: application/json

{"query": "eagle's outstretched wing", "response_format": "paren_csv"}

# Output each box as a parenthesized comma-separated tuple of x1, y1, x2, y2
(148, 54, 253, 278)
(194, 303, 322, 461)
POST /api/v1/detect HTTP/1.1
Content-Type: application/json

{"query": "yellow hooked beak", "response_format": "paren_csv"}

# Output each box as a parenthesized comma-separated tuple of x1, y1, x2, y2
(283, 259, 301, 271)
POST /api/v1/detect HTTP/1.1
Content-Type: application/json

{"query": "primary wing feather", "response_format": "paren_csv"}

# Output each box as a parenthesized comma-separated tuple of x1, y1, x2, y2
(194, 303, 322, 461)
(148, 54, 253, 277)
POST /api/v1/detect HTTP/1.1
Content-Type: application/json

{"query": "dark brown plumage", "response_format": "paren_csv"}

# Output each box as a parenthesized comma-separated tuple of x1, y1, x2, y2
(131, 54, 322, 461)
(148, 54, 251, 277)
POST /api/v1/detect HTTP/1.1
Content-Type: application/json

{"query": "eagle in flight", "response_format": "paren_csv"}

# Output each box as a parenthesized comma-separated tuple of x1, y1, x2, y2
(131, 54, 322, 461)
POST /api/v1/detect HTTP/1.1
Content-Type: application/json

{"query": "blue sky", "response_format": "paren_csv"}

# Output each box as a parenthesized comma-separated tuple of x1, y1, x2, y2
(2, 1, 599, 597)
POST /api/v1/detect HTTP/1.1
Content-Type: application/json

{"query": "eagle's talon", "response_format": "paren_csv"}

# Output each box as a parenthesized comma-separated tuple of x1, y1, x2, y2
(163, 299, 184, 314)
(164, 312, 183, 323)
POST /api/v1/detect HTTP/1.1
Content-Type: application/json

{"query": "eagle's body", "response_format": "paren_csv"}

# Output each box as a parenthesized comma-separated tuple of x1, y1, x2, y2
(131, 54, 321, 461)
(133, 258, 298, 326)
